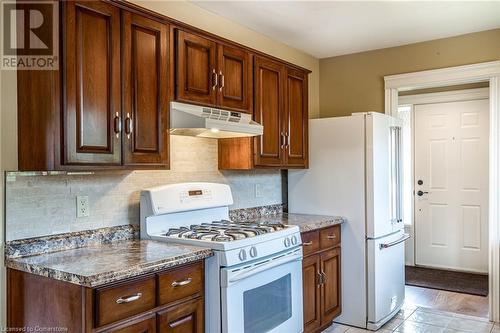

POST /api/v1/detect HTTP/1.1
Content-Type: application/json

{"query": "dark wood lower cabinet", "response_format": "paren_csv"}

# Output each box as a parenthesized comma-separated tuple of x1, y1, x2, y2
(302, 254, 322, 332)
(108, 314, 157, 333)
(320, 248, 342, 324)
(157, 298, 204, 333)
(7, 261, 205, 333)
(302, 226, 342, 333)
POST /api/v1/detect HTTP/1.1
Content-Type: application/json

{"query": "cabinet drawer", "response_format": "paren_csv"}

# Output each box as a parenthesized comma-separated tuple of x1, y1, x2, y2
(301, 230, 320, 256)
(95, 276, 156, 327)
(107, 314, 156, 333)
(158, 261, 203, 305)
(320, 226, 341, 250)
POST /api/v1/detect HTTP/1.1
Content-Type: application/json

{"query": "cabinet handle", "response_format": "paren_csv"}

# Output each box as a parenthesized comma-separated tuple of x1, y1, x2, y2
(113, 112, 121, 138)
(321, 270, 327, 283)
(284, 132, 289, 149)
(171, 277, 192, 287)
(327, 234, 336, 240)
(303, 241, 313, 246)
(280, 132, 286, 149)
(212, 69, 218, 90)
(317, 271, 323, 287)
(116, 293, 142, 304)
(125, 113, 133, 139)
(219, 70, 224, 92)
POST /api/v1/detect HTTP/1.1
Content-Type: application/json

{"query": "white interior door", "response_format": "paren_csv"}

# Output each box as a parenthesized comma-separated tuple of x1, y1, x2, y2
(414, 99, 489, 273)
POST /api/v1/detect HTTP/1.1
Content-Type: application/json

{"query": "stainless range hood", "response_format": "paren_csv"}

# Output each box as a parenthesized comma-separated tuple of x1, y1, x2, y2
(170, 101, 263, 139)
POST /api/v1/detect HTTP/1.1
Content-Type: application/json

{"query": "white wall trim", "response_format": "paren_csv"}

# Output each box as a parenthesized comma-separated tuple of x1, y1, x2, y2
(489, 76, 500, 322)
(399, 87, 489, 106)
(385, 61, 500, 90)
(385, 62, 500, 322)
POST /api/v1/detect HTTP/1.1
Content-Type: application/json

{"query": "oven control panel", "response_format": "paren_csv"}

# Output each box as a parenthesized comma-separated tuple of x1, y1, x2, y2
(220, 230, 302, 266)
(179, 188, 212, 203)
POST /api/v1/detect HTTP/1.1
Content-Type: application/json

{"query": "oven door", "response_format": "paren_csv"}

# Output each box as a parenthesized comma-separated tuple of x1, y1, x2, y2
(221, 247, 303, 333)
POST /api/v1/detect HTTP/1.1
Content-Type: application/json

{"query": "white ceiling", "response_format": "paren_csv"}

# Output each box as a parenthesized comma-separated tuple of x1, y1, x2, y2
(191, 1, 500, 59)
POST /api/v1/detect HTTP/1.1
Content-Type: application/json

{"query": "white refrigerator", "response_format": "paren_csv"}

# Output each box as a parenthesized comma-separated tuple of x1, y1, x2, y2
(288, 112, 409, 330)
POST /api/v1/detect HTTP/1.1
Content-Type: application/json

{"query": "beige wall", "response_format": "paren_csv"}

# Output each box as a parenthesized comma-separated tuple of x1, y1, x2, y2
(319, 29, 500, 117)
(135, 0, 320, 118)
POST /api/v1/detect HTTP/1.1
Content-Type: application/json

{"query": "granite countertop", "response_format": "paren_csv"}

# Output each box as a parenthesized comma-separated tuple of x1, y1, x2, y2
(241, 213, 345, 232)
(6, 240, 213, 287)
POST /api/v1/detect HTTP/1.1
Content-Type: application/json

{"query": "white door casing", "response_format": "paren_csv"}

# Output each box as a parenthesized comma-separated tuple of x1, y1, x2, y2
(384, 60, 500, 322)
(414, 99, 489, 273)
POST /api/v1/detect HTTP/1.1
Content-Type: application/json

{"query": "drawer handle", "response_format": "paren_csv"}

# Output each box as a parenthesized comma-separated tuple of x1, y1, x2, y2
(116, 293, 142, 304)
(326, 234, 336, 240)
(171, 277, 192, 287)
(303, 241, 313, 246)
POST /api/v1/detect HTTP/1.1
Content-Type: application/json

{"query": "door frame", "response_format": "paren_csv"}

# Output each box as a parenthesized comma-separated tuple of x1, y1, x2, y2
(400, 88, 489, 271)
(384, 60, 500, 322)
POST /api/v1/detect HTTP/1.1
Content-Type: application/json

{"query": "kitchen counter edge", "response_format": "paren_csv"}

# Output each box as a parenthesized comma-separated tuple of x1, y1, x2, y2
(5, 240, 213, 288)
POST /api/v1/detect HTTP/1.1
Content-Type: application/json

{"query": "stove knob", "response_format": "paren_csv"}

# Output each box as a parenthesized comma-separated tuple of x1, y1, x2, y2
(284, 237, 291, 248)
(250, 246, 258, 258)
(291, 235, 298, 245)
(238, 249, 247, 261)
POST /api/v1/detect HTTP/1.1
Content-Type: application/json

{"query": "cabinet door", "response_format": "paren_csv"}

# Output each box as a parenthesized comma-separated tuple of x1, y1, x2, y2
(108, 315, 156, 333)
(157, 298, 204, 333)
(302, 254, 321, 333)
(320, 248, 342, 325)
(175, 29, 217, 106)
(218, 45, 252, 113)
(284, 68, 308, 167)
(254, 56, 285, 167)
(122, 12, 169, 167)
(63, 1, 121, 165)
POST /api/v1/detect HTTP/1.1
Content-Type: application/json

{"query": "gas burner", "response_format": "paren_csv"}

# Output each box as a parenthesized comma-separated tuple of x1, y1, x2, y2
(162, 219, 288, 242)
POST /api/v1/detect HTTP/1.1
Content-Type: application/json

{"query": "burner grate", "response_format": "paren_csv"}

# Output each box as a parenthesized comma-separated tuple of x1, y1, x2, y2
(162, 219, 287, 242)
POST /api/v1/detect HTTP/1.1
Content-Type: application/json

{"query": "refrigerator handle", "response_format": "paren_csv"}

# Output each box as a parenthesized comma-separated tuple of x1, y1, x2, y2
(397, 126, 403, 224)
(379, 233, 410, 250)
(390, 126, 403, 225)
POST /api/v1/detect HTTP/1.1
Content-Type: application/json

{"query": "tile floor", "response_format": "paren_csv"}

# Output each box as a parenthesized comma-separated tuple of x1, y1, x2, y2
(322, 305, 497, 333)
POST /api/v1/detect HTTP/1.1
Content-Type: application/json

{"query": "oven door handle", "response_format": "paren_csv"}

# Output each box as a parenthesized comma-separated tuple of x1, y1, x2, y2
(228, 250, 302, 283)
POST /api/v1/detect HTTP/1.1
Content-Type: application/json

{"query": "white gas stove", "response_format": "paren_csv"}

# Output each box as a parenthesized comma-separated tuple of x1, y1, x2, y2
(140, 182, 303, 333)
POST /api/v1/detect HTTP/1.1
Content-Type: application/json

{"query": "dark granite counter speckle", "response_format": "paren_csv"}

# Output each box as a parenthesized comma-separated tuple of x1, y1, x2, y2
(236, 213, 345, 232)
(6, 240, 213, 287)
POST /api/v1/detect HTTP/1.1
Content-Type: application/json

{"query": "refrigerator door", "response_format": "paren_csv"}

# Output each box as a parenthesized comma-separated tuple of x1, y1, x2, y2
(366, 113, 404, 238)
(367, 230, 408, 330)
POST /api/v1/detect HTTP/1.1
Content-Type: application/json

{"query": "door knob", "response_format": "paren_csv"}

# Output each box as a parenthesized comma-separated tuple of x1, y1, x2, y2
(417, 190, 429, 197)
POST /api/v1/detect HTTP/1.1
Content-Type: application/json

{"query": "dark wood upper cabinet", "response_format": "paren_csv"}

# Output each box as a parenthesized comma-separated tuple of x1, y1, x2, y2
(17, 1, 308, 171)
(218, 44, 253, 113)
(122, 12, 169, 167)
(174, 29, 253, 113)
(219, 57, 309, 170)
(284, 68, 308, 168)
(254, 56, 285, 167)
(175, 29, 217, 106)
(63, 0, 121, 165)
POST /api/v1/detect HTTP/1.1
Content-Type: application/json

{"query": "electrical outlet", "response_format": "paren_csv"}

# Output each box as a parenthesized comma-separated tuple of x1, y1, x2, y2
(76, 196, 90, 218)
(255, 184, 264, 198)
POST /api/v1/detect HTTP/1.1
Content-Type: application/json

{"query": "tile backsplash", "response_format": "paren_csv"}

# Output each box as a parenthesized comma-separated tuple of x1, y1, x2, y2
(5, 136, 282, 241)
